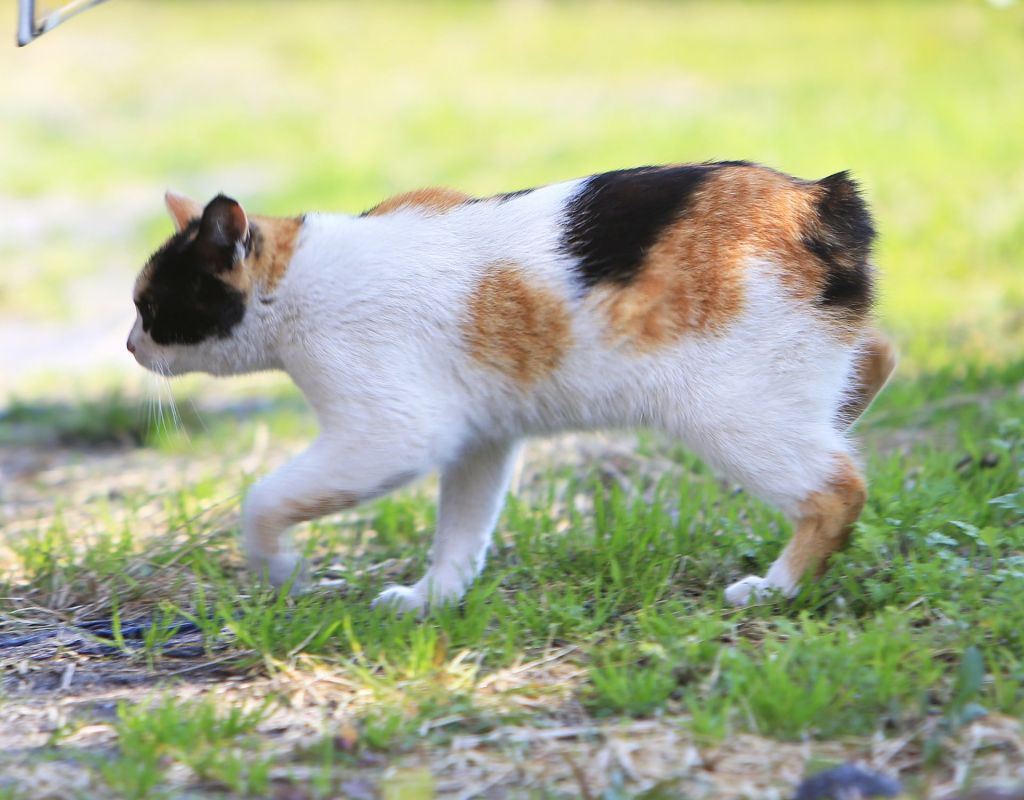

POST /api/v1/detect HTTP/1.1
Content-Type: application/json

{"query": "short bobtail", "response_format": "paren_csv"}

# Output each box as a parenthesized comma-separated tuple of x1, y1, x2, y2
(803, 171, 876, 316)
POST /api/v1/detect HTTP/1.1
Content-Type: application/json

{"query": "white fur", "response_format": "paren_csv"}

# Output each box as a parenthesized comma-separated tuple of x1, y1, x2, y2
(130, 179, 866, 612)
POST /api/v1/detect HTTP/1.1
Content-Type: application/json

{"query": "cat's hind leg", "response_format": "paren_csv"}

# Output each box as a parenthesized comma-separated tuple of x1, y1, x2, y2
(373, 439, 520, 614)
(722, 333, 891, 604)
(723, 452, 866, 605)
(664, 331, 870, 606)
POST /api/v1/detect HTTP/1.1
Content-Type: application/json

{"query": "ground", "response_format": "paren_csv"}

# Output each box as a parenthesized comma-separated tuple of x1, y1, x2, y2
(1, 1, 1023, 798)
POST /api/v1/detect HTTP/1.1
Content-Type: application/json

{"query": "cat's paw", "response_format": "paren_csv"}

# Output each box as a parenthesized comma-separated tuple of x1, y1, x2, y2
(724, 575, 777, 606)
(372, 574, 464, 615)
(372, 584, 429, 615)
(248, 551, 310, 595)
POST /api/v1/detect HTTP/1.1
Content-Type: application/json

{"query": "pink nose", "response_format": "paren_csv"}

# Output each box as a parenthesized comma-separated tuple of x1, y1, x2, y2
(126, 338, 136, 354)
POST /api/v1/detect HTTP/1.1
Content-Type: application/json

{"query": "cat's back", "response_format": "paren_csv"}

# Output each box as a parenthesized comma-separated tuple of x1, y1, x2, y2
(283, 163, 879, 441)
(414, 162, 875, 359)
(356, 162, 874, 334)
(315, 162, 875, 381)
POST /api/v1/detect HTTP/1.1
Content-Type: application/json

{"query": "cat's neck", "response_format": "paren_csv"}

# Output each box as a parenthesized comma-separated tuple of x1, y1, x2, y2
(244, 214, 306, 296)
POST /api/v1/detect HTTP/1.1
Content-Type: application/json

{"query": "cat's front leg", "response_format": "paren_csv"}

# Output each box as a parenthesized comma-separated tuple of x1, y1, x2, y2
(373, 440, 520, 614)
(243, 436, 422, 592)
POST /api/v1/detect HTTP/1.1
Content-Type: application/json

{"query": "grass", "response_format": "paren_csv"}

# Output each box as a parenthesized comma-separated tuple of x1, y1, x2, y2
(1, 0, 1023, 797)
(98, 697, 273, 799)
(1, 361, 1020, 795)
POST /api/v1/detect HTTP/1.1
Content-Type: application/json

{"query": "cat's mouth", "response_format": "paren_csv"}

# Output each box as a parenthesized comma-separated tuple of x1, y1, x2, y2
(133, 349, 180, 378)
(128, 343, 165, 375)
(126, 316, 177, 376)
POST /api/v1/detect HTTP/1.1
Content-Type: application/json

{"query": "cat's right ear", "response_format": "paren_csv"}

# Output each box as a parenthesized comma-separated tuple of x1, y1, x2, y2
(165, 190, 203, 232)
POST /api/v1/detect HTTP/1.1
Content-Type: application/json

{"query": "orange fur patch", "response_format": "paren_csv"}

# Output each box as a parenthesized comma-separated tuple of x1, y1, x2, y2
(365, 187, 471, 217)
(597, 165, 868, 350)
(781, 455, 867, 580)
(165, 191, 203, 232)
(464, 261, 571, 387)
(245, 215, 303, 292)
(840, 330, 897, 425)
(285, 491, 358, 523)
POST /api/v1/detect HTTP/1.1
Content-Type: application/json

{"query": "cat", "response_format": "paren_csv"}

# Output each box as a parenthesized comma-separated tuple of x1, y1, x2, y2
(127, 162, 896, 613)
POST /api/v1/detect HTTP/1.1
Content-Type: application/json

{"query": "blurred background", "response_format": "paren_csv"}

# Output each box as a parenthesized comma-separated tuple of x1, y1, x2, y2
(1, 0, 1022, 463)
(1, 6, 1022, 793)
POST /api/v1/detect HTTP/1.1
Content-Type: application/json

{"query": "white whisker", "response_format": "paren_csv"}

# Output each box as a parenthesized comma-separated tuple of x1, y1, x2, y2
(156, 355, 189, 443)
(167, 384, 187, 441)
(145, 357, 170, 439)
(186, 396, 209, 434)
(156, 381, 166, 437)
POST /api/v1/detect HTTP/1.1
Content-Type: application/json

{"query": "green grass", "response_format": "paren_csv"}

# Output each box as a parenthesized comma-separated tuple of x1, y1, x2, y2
(2, 0, 1023, 797)
(98, 697, 273, 799)
(2, 359, 1020, 795)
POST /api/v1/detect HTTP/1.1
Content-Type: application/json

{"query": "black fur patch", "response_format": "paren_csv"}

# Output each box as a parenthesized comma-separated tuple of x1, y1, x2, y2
(135, 219, 247, 346)
(804, 171, 876, 313)
(561, 164, 731, 289)
(463, 187, 536, 207)
(492, 187, 535, 203)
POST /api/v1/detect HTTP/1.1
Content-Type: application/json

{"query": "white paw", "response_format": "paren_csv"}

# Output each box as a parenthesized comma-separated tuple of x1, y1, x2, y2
(725, 575, 777, 606)
(314, 577, 348, 592)
(248, 551, 309, 594)
(372, 584, 429, 615)
(372, 574, 465, 615)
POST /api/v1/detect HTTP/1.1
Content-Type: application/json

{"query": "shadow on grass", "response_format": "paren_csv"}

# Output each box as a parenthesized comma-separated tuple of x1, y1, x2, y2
(0, 391, 311, 449)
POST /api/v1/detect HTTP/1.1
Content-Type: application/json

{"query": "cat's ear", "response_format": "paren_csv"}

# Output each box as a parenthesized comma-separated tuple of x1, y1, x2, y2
(197, 194, 249, 249)
(164, 190, 203, 232)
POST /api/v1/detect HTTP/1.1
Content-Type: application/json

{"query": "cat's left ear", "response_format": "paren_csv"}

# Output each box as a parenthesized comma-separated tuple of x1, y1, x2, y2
(197, 194, 249, 250)
(164, 190, 203, 232)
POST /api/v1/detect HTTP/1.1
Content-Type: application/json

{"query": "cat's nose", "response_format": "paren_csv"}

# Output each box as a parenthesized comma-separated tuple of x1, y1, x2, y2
(126, 338, 136, 354)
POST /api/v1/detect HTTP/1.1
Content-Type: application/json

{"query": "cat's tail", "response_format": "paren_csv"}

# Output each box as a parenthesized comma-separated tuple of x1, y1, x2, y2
(805, 171, 877, 320)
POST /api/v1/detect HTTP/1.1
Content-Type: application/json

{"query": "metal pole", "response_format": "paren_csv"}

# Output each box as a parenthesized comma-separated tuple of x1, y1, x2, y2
(17, 0, 111, 46)
(17, 0, 36, 46)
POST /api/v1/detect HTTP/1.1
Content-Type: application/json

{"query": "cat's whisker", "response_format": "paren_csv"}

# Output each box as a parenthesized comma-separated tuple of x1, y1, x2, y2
(141, 378, 152, 431)
(148, 362, 171, 439)
(140, 384, 151, 440)
(148, 386, 158, 436)
(166, 383, 188, 442)
(186, 396, 209, 434)
(155, 382, 167, 437)
(152, 355, 188, 442)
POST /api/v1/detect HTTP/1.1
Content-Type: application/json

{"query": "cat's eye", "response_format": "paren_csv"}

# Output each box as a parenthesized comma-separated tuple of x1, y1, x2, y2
(135, 300, 156, 328)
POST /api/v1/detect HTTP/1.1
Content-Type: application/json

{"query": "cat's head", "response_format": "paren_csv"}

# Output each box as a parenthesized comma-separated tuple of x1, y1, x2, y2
(128, 192, 272, 377)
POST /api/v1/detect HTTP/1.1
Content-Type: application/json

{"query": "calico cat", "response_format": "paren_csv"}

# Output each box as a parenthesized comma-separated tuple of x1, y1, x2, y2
(127, 162, 895, 612)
